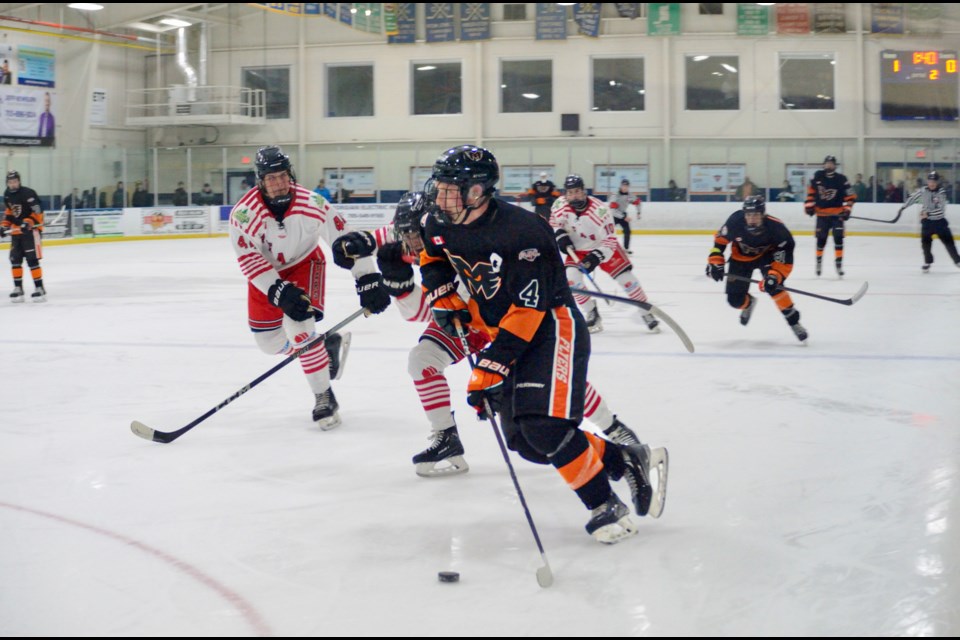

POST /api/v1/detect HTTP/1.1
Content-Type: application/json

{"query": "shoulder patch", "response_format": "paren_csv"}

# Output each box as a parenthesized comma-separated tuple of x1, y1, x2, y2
(519, 248, 540, 262)
(233, 208, 250, 224)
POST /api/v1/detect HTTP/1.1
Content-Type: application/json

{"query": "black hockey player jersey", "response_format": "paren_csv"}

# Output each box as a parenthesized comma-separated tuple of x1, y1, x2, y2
(712, 210, 795, 278)
(805, 170, 855, 216)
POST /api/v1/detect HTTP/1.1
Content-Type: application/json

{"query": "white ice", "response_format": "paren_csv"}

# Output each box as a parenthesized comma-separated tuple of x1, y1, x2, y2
(1, 234, 958, 636)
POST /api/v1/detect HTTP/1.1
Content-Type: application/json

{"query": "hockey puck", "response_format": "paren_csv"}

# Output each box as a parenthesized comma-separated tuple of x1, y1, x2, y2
(438, 571, 460, 583)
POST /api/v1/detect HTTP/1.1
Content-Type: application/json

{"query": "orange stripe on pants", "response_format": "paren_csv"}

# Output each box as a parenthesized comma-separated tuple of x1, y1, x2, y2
(550, 307, 575, 419)
(557, 443, 605, 490)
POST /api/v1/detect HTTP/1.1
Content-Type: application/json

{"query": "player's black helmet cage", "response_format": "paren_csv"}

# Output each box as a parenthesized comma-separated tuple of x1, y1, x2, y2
(6, 170, 20, 191)
(430, 145, 500, 223)
(255, 145, 298, 185)
(928, 170, 941, 183)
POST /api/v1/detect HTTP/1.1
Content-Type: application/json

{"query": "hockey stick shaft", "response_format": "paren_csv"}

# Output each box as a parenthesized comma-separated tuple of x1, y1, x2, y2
(570, 288, 696, 353)
(130, 307, 368, 444)
(725, 274, 869, 306)
(848, 208, 903, 224)
(566, 247, 611, 306)
(452, 318, 554, 588)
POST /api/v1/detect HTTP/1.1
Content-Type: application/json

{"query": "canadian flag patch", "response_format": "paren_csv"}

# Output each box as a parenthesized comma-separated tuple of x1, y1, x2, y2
(432, 236, 445, 246)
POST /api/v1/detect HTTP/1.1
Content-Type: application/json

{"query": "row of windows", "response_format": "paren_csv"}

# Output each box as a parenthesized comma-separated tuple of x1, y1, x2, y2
(242, 54, 837, 119)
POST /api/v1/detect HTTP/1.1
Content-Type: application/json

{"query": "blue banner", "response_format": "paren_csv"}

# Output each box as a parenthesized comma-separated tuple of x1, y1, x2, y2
(460, 3, 490, 41)
(536, 3, 567, 40)
(615, 3, 641, 19)
(304, 3, 321, 14)
(425, 3, 455, 42)
(339, 2, 352, 25)
(324, 2, 337, 19)
(388, 3, 416, 43)
(574, 3, 602, 37)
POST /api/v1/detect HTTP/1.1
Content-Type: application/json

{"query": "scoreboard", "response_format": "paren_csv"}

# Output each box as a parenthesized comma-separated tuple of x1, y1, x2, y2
(880, 50, 958, 121)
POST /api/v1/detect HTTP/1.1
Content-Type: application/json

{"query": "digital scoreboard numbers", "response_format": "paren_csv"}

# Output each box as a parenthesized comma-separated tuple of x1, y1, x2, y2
(881, 50, 959, 121)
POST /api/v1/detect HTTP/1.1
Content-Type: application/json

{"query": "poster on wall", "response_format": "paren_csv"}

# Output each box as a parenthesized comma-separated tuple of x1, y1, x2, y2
(323, 167, 376, 197)
(689, 164, 746, 194)
(0, 86, 56, 147)
(593, 165, 649, 195)
(17, 46, 55, 87)
(90, 88, 107, 126)
(501, 166, 555, 195)
(410, 166, 434, 191)
(141, 208, 209, 235)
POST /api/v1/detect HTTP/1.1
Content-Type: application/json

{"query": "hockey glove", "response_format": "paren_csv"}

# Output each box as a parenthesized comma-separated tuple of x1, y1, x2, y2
(579, 249, 605, 274)
(376, 242, 415, 297)
(840, 207, 851, 221)
(706, 250, 725, 282)
(332, 231, 377, 269)
(355, 272, 391, 314)
(268, 279, 313, 322)
(762, 271, 783, 295)
(467, 355, 509, 419)
(428, 281, 472, 337)
(0, 226, 5, 238)
(804, 204, 816, 217)
(555, 229, 574, 255)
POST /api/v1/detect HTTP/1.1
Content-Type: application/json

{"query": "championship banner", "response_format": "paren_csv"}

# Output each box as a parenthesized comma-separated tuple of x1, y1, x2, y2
(255, 4, 323, 16)
(535, 3, 567, 40)
(388, 3, 416, 43)
(871, 3, 904, 34)
(324, 3, 338, 19)
(0, 86, 56, 147)
(906, 3, 943, 35)
(776, 3, 810, 34)
(813, 3, 846, 33)
(459, 3, 491, 41)
(648, 3, 681, 36)
(425, 3, 455, 42)
(383, 3, 399, 35)
(737, 3, 769, 36)
(574, 3, 602, 37)
(339, 2, 352, 25)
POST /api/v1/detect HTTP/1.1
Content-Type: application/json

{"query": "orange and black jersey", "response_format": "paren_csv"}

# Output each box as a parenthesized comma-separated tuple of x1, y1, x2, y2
(526, 181, 561, 208)
(712, 210, 795, 279)
(2, 186, 44, 235)
(805, 170, 855, 216)
(420, 198, 574, 364)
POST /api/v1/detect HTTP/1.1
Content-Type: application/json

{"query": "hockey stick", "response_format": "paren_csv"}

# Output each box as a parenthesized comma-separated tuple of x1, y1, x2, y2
(849, 206, 904, 224)
(452, 317, 554, 589)
(570, 288, 695, 354)
(565, 247, 612, 306)
(725, 274, 869, 306)
(130, 307, 368, 444)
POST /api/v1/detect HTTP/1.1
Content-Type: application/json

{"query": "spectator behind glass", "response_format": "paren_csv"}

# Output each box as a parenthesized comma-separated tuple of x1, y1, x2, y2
(111, 181, 126, 208)
(776, 181, 795, 201)
(734, 176, 757, 200)
(852, 173, 868, 203)
(63, 188, 80, 210)
(173, 181, 188, 206)
(314, 179, 333, 202)
(666, 179, 685, 202)
(132, 181, 150, 207)
(197, 183, 217, 205)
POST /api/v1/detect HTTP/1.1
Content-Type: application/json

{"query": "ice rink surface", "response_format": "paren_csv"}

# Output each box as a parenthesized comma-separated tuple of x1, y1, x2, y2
(1, 232, 958, 636)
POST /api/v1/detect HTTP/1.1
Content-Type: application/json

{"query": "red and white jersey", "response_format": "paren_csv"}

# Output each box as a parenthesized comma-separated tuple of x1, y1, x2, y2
(549, 195, 620, 261)
(228, 185, 375, 295)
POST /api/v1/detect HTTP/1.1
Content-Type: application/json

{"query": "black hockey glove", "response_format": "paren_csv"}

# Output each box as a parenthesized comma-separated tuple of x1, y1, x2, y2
(376, 242, 415, 297)
(355, 272, 391, 314)
(840, 207, 851, 221)
(0, 226, 5, 238)
(555, 229, 574, 255)
(332, 231, 377, 269)
(579, 249, 605, 274)
(428, 281, 472, 337)
(268, 279, 313, 322)
(706, 263, 725, 282)
(762, 271, 783, 295)
(804, 204, 816, 217)
(467, 354, 508, 419)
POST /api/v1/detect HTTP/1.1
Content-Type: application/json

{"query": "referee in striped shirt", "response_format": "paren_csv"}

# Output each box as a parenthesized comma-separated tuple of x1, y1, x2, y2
(902, 171, 959, 272)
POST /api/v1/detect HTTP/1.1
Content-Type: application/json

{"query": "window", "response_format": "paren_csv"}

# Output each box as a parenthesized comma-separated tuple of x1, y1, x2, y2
(242, 66, 290, 119)
(327, 64, 374, 118)
(592, 57, 645, 111)
(699, 3, 723, 15)
(503, 4, 526, 21)
(412, 62, 462, 115)
(780, 54, 836, 110)
(685, 55, 740, 110)
(501, 60, 552, 113)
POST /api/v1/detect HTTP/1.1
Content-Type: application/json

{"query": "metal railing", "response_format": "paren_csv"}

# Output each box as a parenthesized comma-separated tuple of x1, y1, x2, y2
(125, 86, 266, 126)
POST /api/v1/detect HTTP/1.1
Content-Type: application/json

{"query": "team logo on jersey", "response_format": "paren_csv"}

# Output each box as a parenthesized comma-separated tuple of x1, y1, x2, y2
(447, 252, 502, 300)
(233, 208, 250, 224)
(816, 185, 838, 201)
(736, 241, 770, 256)
(519, 248, 540, 262)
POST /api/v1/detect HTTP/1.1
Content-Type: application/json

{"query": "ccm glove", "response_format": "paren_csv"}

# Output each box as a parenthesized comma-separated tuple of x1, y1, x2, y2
(466, 355, 509, 419)
(355, 272, 391, 314)
(376, 242, 415, 297)
(332, 231, 377, 269)
(428, 281, 471, 337)
(762, 271, 783, 295)
(706, 250, 725, 282)
(268, 279, 313, 322)
(579, 249, 605, 274)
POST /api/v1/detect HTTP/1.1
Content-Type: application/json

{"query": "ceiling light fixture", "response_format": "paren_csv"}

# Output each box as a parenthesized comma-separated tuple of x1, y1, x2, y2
(160, 18, 192, 27)
(68, 3, 104, 10)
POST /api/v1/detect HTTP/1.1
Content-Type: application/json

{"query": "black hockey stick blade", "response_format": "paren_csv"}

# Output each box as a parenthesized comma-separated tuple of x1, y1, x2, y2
(566, 247, 612, 305)
(571, 288, 695, 353)
(725, 275, 869, 306)
(849, 208, 904, 224)
(130, 308, 369, 444)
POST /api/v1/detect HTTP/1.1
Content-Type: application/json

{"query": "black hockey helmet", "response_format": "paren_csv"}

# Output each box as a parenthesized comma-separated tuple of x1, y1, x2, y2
(621, 178, 630, 185)
(430, 145, 499, 223)
(927, 170, 941, 183)
(393, 191, 429, 254)
(823, 155, 837, 165)
(743, 195, 766, 234)
(255, 146, 297, 183)
(564, 174, 585, 191)
(5, 170, 20, 191)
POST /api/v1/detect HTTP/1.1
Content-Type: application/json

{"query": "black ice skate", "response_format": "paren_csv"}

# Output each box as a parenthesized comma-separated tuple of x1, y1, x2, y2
(815, 256, 822, 277)
(312, 387, 341, 430)
(585, 306, 603, 334)
(324, 331, 352, 381)
(622, 442, 669, 519)
(585, 492, 637, 544)
(922, 263, 931, 273)
(791, 322, 809, 344)
(603, 416, 640, 446)
(412, 426, 469, 478)
(30, 285, 46, 303)
(10, 285, 24, 303)
(740, 294, 756, 326)
(835, 258, 844, 278)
